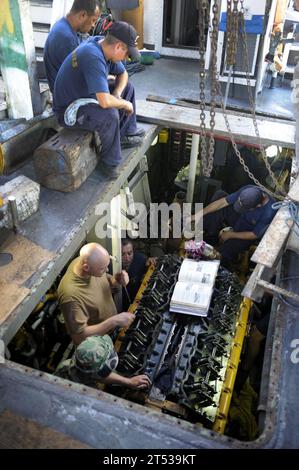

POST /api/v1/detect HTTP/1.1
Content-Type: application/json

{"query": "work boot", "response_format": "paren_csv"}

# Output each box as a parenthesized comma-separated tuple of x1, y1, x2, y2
(98, 160, 119, 180)
(127, 127, 146, 138)
(121, 135, 143, 149)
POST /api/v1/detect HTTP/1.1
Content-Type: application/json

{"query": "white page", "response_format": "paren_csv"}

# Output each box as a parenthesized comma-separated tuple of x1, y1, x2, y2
(171, 282, 212, 309)
(178, 259, 220, 284)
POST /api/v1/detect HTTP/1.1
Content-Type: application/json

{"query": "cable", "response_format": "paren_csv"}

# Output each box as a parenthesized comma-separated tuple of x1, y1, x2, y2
(92, 14, 144, 77)
(124, 61, 145, 77)
(93, 13, 114, 36)
(271, 200, 299, 236)
(278, 295, 299, 310)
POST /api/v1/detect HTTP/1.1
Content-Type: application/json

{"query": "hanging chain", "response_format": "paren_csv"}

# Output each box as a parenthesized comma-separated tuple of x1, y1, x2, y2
(204, 0, 220, 177)
(216, 77, 285, 200)
(226, 0, 233, 64)
(226, 0, 239, 66)
(238, 0, 287, 196)
(199, 0, 208, 174)
(198, 0, 288, 200)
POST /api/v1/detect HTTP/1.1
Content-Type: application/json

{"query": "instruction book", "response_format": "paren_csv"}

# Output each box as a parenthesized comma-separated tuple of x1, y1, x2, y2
(170, 259, 220, 316)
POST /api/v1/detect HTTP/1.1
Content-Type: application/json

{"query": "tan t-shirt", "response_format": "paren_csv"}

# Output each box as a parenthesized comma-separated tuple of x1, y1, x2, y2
(57, 258, 117, 336)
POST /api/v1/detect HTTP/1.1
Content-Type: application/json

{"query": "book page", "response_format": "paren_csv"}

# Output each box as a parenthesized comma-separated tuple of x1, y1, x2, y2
(171, 282, 212, 310)
(178, 259, 220, 285)
(169, 305, 209, 317)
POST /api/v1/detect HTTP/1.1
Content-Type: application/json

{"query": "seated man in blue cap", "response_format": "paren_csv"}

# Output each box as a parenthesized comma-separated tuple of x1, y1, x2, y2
(55, 334, 151, 390)
(191, 185, 277, 268)
(53, 20, 145, 179)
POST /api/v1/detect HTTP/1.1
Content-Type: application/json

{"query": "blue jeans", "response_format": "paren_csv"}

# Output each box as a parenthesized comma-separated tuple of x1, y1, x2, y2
(56, 81, 137, 166)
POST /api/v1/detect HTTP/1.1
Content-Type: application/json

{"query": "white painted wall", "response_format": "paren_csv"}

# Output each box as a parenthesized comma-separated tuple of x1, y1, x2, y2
(50, 0, 73, 27)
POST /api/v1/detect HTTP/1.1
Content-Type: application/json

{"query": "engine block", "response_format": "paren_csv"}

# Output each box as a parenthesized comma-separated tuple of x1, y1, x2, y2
(116, 255, 243, 425)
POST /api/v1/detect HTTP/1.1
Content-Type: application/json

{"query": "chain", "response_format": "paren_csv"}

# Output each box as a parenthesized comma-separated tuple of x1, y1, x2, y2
(238, 0, 287, 197)
(226, 0, 239, 65)
(204, 0, 220, 177)
(231, 0, 239, 64)
(198, 1, 288, 200)
(198, 0, 208, 174)
(215, 75, 285, 200)
(226, 0, 233, 63)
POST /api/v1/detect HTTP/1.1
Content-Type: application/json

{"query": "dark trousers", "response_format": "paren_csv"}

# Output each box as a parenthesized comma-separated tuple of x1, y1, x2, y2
(57, 81, 137, 166)
(204, 190, 253, 263)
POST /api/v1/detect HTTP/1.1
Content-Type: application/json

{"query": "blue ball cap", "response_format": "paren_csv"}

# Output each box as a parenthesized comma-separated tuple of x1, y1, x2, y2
(108, 21, 140, 61)
(233, 186, 263, 214)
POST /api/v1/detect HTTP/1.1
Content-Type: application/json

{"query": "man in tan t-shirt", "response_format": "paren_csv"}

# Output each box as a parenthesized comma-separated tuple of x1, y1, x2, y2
(58, 242, 134, 345)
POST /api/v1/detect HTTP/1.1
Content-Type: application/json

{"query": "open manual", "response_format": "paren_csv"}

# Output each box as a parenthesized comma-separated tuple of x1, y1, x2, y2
(170, 259, 220, 316)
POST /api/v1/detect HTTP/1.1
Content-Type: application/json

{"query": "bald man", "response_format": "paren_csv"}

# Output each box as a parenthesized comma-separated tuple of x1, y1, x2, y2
(58, 243, 134, 345)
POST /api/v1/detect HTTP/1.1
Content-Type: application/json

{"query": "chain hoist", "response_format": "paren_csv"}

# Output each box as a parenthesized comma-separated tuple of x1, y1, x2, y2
(226, 0, 239, 66)
(226, 0, 233, 63)
(204, 0, 220, 177)
(198, 0, 208, 175)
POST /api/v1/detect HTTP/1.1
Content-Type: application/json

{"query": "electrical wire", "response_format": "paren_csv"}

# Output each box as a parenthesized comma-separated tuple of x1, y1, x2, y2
(124, 61, 145, 77)
(92, 15, 145, 76)
(271, 199, 299, 236)
(93, 14, 113, 36)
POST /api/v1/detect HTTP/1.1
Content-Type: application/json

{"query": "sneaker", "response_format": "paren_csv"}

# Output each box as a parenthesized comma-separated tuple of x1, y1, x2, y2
(127, 127, 146, 138)
(120, 135, 143, 149)
(98, 160, 119, 180)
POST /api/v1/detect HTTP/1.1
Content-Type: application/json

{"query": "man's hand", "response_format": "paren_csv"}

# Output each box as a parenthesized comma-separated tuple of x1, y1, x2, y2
(114, 270, 129, 286)
(219, 228, 234, 243)
(127, 374, 151, 390)
(115, 311, 135, 328)
(219, 228, 257, 242)
(123, 100, 133, 115)
(146, 257, 157, 267)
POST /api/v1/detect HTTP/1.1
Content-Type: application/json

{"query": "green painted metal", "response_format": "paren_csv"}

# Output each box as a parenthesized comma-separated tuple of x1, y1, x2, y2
(0, 0, 27, 72)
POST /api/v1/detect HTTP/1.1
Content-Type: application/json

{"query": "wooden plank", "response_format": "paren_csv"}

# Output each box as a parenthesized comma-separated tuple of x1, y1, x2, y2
(146, 94, 295, 125)
(137, 99, 295, 148)
(251, 176, 299, 268)
(250, 208, 292, 268)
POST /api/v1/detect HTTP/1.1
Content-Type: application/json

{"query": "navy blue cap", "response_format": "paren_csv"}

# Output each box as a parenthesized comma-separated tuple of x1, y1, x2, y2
(233, 187, 263, 214)
(108, 21, 140, 61)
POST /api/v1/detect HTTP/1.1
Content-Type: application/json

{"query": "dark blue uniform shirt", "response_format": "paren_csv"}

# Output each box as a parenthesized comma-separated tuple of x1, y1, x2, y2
(226, 185, 277, 238)
(53, 36, 125, 115)
(44, 17, 81, 93)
